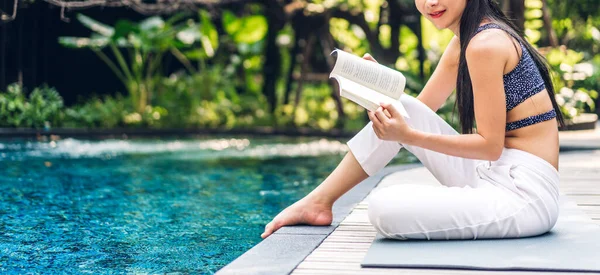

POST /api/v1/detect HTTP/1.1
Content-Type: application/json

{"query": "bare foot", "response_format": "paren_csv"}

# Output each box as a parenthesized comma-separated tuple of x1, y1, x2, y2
(260, 196, 333, 239)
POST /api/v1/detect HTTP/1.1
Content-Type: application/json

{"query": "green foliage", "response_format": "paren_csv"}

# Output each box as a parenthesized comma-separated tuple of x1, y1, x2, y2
(274, 84, 366, 131)
(546, 48, 598, 118)
(0, 84, 26, 127)
(329, 17, 370, 55)
(0, 83, 63, 128)
(524, 0, 598, 119)
(548, 0, 600, 54)
(23, 86, 64, 128)
(222, 11, 268, 45)
(123, 105, 168, 128)
(59, 12, 219, 114)
(13, 2, 597, 133)
(62, 94, 129, 128)
(154, 66, 247, 128)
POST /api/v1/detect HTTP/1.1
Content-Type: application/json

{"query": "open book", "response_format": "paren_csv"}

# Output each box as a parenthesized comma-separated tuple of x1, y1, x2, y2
(329, 49, 409, 118)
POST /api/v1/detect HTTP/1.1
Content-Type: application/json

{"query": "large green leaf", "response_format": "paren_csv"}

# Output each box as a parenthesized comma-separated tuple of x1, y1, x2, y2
(76, 14, 114, 37)
(58, 36, 109, 48)
(237, 16, 267, 43)
(140, 16, 177, 51)
(113, 20, 138, 41)
(222, 11, 268, 44)
(140, 16, 165, 32)
(177, 24, 202, 45)
(199, 10, 218, 56)
(222, 11, 241, 36)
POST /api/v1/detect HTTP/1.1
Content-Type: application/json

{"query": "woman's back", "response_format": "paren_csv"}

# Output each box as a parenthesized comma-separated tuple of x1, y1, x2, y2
(470, 23, 560, 170)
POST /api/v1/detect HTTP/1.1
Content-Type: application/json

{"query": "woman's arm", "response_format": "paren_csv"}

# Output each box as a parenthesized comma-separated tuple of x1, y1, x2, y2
(415, 36, 461, 112)
(371, 34, 509, 161)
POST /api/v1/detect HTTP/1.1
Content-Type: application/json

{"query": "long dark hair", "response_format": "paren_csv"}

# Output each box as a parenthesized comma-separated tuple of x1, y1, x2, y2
(456, 0, 565, 133)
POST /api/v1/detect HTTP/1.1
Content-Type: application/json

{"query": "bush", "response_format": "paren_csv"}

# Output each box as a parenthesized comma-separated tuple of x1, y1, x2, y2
(545, 47, 598, 119)
(62, 94, 129, 128)
(0, 83, 64, 129)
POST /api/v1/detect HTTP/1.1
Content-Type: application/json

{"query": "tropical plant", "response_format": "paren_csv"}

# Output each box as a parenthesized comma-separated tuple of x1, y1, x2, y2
(0, 84, 27, 127)
(62, 94, 129, 128)
(58, 11, 218, 114)
(0, 83, 64, 128)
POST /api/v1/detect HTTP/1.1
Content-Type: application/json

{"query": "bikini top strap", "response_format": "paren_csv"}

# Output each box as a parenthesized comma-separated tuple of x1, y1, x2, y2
(475, 23, 504, 35)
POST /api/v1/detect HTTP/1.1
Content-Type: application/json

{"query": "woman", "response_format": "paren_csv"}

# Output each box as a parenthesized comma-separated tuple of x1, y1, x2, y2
(261, 0, 564, 240)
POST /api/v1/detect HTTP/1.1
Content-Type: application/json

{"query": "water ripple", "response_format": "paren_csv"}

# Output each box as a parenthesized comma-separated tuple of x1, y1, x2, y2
(0, 137, 349, 160)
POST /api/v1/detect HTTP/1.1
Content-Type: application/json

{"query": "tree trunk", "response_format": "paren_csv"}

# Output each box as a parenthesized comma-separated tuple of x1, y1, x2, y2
(540, 0, 558, 47)
(416, 19, 425, 81)
(261, 3, 285, 113)
(294, 35, 315, 108)
(283, 38, 298, 105)
(385, 0, 403, 65)
(284, 12, 306, 105)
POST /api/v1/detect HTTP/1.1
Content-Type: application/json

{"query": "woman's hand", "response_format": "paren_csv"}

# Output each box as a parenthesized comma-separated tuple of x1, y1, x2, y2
(368, 102, 417, 144)
(363, 53, 378, 63)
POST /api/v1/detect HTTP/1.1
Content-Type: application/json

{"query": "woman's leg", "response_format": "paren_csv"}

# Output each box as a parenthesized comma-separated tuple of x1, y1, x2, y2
(347, 93, 484, 188)
(360, 94, 557, 239)
(261, 150, 370, 239)
(367, 181, 554, 240)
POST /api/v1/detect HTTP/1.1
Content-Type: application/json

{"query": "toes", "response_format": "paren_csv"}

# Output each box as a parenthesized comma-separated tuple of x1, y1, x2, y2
(261, 222, 274, 238)
(272, 220, 284, 232)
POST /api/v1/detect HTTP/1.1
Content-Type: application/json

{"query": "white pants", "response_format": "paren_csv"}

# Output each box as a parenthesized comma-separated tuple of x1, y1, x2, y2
(347, 94, 560, 240)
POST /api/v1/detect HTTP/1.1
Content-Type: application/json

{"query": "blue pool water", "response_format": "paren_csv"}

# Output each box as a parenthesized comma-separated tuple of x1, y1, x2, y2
(0, 136, 415, 274)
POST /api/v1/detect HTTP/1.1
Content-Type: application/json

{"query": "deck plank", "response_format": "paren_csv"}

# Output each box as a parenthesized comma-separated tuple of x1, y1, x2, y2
(290, 150, 600, 275)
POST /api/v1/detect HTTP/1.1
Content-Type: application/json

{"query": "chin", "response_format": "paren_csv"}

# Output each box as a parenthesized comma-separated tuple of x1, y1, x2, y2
(430, 21, 449, 30)
(432, 24, 445, 30)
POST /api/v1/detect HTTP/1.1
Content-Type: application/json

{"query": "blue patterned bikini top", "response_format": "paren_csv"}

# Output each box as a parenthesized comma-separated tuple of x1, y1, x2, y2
(474, 23, 556, 131)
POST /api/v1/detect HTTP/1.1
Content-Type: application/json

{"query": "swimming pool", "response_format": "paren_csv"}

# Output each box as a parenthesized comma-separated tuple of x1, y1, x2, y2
(0, 136, 415, 274)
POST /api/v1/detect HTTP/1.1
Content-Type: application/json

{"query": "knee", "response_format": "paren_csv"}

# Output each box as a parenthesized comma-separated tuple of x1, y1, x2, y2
(399, 93, 431, 115)
(399, 93, 419, 110)
(367, 185, 420, 238)
(367, 189, 393, 238)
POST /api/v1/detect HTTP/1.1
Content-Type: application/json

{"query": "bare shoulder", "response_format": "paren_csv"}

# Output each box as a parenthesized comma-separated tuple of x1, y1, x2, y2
(465, 29, 512, 66)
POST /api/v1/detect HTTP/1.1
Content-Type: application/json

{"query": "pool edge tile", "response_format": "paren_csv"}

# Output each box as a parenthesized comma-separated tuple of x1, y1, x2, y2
(215, 163, 422, 275)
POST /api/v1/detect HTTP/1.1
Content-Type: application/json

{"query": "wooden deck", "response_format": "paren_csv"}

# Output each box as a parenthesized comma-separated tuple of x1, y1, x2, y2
(291, 150, 600, 275)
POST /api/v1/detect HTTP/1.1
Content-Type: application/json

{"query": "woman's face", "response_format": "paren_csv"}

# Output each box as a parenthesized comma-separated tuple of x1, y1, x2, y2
(414, 0, 467, 30)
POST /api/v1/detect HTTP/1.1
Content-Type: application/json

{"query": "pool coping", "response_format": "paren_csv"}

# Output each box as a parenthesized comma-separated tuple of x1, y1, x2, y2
(215, 163, 422, 275)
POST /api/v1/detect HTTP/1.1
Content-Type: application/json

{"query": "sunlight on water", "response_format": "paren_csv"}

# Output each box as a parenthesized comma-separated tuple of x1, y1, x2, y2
(0, 137, 349, 160)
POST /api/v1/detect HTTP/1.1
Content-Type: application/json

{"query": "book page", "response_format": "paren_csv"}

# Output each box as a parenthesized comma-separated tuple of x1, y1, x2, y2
(331, 76, 410, 118)
(330, 49, 406, 100)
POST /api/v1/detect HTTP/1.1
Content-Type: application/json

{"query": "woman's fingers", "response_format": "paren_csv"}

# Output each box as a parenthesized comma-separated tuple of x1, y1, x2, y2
(374, 107, 390, 124)
(368, 110, 381, 126)
(380, 102, 399, 118)
(367, 110, 375, 122)
(368, 111, 384, 138)
(362, 53, 378, 63)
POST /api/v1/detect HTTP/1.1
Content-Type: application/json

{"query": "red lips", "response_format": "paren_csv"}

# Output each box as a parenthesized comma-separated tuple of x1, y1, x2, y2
(429, 10, 446, 19)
